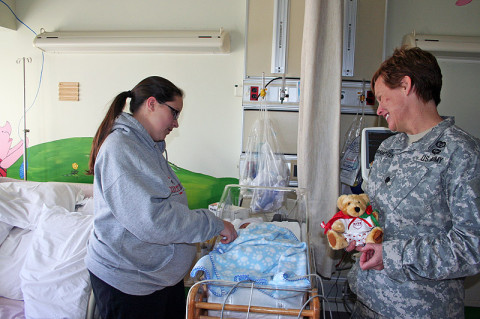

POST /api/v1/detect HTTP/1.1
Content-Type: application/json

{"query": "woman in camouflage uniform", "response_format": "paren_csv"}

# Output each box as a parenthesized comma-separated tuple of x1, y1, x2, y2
(347, 47, 480, 318)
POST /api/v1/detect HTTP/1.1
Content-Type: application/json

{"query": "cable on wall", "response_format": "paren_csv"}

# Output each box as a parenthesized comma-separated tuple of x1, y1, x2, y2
(1, 0, 45, 179)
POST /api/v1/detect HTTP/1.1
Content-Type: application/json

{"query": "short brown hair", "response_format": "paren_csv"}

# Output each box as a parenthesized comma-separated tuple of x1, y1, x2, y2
(371, 46, 442, 106)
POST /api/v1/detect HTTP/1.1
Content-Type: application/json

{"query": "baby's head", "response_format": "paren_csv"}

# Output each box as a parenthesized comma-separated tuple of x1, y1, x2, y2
(233, 217, 264, 230)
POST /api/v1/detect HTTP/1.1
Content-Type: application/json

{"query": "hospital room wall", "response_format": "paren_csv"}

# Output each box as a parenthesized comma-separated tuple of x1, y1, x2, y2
(384, 0, 480, 139)
(2, 1, 479, 181)
(342, 0, 480, 141)
(0, 0, 246, 178)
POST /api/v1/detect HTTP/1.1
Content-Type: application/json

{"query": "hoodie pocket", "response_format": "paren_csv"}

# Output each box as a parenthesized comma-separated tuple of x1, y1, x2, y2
(120, 230, 175, 272)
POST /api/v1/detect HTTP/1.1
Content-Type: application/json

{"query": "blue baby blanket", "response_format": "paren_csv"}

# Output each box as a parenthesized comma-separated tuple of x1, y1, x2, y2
(190, 223, 310, 299)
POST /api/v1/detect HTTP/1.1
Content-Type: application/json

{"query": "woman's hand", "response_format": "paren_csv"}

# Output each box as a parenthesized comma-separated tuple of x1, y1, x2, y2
(219, 220, 237, 244)
(357, 243, 384, 270)
(346, 241, 384, 271)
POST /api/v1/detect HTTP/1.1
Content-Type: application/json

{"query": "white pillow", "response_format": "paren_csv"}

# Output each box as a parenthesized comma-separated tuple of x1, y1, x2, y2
(20, 205, 93, 319)
(0, 227, 33, 300)
(0, 182, 84, 229)
(0, 221, 13, 244)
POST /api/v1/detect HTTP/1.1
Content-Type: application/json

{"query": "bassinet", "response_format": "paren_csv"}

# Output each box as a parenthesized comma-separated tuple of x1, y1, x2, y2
(186, 185, 321, 319)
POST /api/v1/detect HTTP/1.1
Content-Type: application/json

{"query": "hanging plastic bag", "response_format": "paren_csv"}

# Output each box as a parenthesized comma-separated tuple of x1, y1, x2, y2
(239, 86, 290, 213)
(339, 134, 362, 186)
(339, 81, 367, 187)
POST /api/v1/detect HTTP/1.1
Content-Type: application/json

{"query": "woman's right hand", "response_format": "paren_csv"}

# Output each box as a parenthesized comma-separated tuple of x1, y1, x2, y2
(219, 220, 237, 244)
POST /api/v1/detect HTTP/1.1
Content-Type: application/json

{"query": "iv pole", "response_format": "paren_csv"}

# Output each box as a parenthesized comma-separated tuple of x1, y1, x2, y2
(16, 57, 31, 181)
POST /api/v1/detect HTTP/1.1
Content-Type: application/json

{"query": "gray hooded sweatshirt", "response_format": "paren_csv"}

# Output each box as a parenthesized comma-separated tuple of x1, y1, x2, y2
(85, 112, 224, 295)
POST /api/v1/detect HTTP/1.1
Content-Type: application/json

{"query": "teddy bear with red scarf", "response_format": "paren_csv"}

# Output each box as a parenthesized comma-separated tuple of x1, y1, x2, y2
(321, 193, 383, 250)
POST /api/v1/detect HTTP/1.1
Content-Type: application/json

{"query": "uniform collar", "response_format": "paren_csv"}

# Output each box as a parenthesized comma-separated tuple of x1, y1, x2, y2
(389, 117, 454, 152)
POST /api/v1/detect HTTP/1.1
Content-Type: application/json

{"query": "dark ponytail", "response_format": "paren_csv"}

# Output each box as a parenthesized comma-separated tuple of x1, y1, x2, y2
(87, 76, 183, 175)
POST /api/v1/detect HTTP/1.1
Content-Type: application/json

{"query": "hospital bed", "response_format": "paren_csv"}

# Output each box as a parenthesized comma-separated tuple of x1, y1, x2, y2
(187, 184, 321, 319)
(0, 177, 98, 319)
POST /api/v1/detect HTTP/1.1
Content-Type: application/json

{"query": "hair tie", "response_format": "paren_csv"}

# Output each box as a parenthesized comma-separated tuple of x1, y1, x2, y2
(127, 90, 133, 98)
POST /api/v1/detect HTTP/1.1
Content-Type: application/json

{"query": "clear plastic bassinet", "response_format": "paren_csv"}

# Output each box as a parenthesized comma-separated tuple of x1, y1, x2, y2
(187, 184, 319, 319)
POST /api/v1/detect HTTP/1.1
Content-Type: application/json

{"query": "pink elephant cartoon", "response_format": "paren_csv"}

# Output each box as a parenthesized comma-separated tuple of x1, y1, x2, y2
(0, 121, 27, 177)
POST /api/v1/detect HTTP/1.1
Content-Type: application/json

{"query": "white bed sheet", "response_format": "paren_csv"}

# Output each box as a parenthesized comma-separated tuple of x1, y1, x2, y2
(0, 179, 95, 319)
(20, 205, 93, 319)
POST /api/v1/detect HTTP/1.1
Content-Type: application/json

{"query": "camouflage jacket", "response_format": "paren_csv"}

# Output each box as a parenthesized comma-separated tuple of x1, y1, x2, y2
(348, 117, 480, 318)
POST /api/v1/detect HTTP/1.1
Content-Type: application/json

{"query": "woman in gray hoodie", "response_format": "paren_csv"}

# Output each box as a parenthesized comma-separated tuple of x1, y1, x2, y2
(85, 76, 237, 319)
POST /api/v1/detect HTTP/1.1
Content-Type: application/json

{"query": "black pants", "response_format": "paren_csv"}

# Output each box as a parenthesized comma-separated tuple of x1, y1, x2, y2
(89, 271, 186, 319)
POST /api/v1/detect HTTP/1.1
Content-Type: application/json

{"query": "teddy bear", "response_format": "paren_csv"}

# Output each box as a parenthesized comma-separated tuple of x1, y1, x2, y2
(321, 193, 383, 250)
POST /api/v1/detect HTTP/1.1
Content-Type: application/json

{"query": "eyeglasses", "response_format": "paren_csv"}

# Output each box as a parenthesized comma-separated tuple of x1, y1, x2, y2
(161, 102, 180, 120)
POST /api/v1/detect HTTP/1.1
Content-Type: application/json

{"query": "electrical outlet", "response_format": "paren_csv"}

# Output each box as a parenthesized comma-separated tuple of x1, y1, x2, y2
(250, 86, 259, 101)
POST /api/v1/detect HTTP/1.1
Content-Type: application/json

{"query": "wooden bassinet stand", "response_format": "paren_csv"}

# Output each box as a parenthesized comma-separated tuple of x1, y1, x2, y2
(186, 281, 321, 319)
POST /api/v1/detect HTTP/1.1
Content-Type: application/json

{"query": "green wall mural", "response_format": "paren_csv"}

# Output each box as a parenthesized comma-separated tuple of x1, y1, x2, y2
(7, 137, 238, 209)
(8, 137, 93, 183)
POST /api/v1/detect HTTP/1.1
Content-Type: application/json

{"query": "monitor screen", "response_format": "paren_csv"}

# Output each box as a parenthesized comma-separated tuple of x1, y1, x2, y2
(361, 127, 396, 182)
